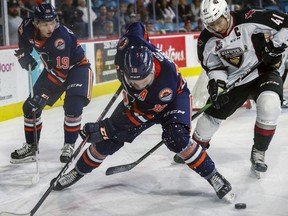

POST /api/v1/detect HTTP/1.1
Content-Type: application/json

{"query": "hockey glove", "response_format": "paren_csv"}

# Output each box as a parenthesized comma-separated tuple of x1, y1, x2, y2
(207, 79, 229, 109)
(261, 40, 287, 66)
(80, 120, 111, 143)
(15, 49, 37, 71)
(27, 92, 50, 114)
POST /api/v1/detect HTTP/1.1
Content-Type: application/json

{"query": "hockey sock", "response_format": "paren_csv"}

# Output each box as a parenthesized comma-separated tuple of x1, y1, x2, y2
(76, 144, 106, 174)
(24, 116, 42, 144)
(64, 115, 82, 144)
(253, 124, 275, 151)
(178, 140, 215, 178)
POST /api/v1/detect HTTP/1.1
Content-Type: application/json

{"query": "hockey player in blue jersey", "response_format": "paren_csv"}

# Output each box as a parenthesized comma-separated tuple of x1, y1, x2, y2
(52, 22, 235, 202)
(11, 3, 93, 163)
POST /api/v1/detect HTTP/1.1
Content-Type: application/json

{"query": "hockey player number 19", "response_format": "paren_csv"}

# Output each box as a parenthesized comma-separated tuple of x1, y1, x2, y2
(56, 56, 69, 69)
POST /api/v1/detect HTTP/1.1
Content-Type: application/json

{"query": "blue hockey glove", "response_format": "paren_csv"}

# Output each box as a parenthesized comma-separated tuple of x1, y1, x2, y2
(207, 79, 229, 109)
(80, 122, 107, 143)
(15, 49, 37, 71)
(262, 40, 287, 66)
(27, 92, 49, 114)
(80, 119, 119, 143)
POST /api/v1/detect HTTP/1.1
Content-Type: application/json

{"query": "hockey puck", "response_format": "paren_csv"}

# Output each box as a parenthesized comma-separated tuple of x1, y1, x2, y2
(235, 203, 246, 209)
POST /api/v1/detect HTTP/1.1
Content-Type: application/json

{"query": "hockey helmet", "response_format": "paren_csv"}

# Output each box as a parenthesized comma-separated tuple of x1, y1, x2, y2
(34, 3, 57, 22)
(200, 0, 230, 28)
(124, 46, 154, 89)
(124, 46, 154, 81)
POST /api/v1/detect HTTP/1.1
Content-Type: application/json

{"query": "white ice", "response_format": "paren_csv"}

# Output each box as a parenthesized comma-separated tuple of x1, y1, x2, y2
(0, 78, 288, 216)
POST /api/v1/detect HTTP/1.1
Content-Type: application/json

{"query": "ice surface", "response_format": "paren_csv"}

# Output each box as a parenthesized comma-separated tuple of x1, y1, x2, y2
(0, 78, 288, 216)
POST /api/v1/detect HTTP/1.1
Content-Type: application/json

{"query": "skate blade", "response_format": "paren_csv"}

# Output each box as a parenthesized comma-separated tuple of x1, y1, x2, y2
(250, 165, 261, 179)
(10, 156, 36, 164)
(222, 191, 237, 203)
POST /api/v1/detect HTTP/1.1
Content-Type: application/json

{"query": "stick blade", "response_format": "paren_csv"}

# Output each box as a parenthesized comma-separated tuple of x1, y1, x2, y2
(105, 163, 136, 175)
(0, 212, 30, 216)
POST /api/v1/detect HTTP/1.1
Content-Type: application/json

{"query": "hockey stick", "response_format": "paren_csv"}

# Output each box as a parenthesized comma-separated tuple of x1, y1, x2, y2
(105, 60, 263, 176)
(0, 84, 123, 216)
(27, 64, 40, 185)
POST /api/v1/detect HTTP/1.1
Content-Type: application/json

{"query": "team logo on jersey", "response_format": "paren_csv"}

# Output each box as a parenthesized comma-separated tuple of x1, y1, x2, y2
(245, 10, 255, 19)
(54, 39, 65, 50)
(117, 37, 129, 50)
(159, 88, 173, 102)
(220, 48, 244, 67)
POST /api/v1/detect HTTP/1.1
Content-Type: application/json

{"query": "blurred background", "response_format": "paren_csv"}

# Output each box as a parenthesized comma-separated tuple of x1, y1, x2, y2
(1, 0, 288, 47)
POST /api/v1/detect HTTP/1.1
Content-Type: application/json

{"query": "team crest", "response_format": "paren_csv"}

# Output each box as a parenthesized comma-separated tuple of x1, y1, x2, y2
(55, 39, 65, 50)
(220, 48, 244, 68)
(159, 88, 173, 102)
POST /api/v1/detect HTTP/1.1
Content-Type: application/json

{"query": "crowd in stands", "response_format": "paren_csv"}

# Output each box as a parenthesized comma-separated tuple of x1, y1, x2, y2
(2, 0, 288, 46)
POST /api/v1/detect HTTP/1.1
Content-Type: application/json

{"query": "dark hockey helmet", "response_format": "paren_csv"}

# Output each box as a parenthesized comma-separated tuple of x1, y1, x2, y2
(123, 46, 154, 80)
(34, 3, 57, 22)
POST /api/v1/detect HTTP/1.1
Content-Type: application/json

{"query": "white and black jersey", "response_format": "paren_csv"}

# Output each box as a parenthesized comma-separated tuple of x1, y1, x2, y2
(197, 8, 288, 87)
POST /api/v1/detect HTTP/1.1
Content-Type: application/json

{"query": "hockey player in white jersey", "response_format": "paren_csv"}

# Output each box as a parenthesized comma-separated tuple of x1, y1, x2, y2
(174, 0, 288, 178)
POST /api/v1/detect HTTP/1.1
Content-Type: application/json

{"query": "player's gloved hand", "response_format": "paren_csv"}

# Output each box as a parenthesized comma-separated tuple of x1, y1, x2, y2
(262, 40, 287, 66)
(27, 92, 50, 113)
(80, 122, 103, 143)
(15, 49, 37, 71)
(80, 120, 111, 143)
(207, 79, 229, 109)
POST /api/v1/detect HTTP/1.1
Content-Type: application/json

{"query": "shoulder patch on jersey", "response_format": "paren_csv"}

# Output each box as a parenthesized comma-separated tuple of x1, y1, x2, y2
(245, 10, 255, 19)
(197, 40, 203, 46)
(117, 37, 129, 50)
(54, 39, 65, 50)
(159, 88, 173, 102)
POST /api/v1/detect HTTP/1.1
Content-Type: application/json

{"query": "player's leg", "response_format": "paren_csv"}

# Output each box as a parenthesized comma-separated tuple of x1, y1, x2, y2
(53, 102, 155, 190)
(10, 71, 49, 163)
(60, 95, 86, 163)
(162, 93, 233, 200)
(250, 71, 283, 175)
(60, 66, 93, 163)
(10, 105, 43, 163)
(174, 82, 252, 164)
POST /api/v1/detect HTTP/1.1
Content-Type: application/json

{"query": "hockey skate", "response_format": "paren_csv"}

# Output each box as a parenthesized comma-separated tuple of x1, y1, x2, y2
(207, 171, 236, 203)
(250, 146, 267, 179)
(52, 168, 83, 191)
(10, 143, 37, 163)
(60, 143, 74, 163)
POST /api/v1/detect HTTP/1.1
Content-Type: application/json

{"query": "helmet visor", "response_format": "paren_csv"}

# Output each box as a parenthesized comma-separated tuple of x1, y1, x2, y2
(124, 69, 154, 90)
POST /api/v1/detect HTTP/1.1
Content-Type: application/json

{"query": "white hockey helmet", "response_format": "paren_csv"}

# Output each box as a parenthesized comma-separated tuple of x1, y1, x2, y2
(200, 0, 230, 28)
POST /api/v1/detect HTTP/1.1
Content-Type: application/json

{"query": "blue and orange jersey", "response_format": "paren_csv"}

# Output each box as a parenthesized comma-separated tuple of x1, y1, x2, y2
(115, 22, 189, 116)
(18, 18, 90, 90)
